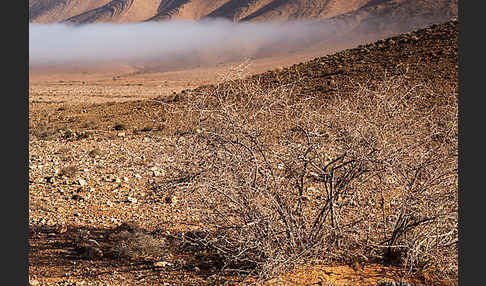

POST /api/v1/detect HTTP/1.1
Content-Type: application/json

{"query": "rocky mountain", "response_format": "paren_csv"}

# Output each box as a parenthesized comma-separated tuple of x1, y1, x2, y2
(29, 0, 458, 27)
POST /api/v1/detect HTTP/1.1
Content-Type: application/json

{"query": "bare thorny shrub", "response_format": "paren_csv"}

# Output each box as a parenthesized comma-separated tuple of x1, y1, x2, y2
(160, 61, 458, 280)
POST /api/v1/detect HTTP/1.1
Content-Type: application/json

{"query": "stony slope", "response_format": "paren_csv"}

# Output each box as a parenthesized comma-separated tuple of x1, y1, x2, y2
(191, 18, 458, 104)
(29, 19, 458, 150)
(324, 0, 458, 35)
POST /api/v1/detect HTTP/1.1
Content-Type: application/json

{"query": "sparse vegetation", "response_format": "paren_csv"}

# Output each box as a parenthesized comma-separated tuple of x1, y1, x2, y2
(56, 147, 71, 154)
(82, 120, 97, 129)
(88, 147, 103, 158)
(160, 62, 457, 280)
(114, 123, 127, 131)
(106, 223, 167, 261)
(30, 123, 57, 140)
(28, 20, 458, 285)
(59, 165, 79, 177)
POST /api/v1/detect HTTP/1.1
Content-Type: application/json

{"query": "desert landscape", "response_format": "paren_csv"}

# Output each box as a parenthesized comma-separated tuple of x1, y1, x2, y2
(29, 1, 458, 285)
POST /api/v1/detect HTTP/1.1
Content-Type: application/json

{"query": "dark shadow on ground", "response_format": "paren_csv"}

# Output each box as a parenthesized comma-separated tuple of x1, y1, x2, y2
(28, 223, 251, 285)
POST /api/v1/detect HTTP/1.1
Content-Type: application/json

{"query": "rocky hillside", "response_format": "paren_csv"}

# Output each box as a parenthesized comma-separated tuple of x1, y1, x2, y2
(191, 18, 458, 104)
(29, 19, 458, 140)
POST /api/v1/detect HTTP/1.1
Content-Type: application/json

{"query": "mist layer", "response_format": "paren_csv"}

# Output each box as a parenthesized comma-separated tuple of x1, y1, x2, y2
(29, 19, 334, 68)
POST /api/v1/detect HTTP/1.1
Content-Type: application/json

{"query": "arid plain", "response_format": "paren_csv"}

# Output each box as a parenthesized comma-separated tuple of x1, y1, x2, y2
(29, 1, 458, 285)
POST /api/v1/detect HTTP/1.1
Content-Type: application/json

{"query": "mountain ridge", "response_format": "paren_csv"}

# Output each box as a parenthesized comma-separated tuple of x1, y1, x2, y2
(29, 0, 458, 27)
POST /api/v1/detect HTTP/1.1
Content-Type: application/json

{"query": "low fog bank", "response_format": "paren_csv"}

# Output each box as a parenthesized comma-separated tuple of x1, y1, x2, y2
(29, 14, 454, 72)
(29, 19, 339, 69)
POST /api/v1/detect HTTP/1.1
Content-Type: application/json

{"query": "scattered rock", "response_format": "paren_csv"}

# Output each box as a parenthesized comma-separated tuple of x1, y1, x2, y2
(104, 175, 117, 182)
(60, 249, 77, 255)
(71, 194, 84, 201)
(126, 197, 138, 203)
(377, 280, 410, 286)
(154, 261, 171, 267)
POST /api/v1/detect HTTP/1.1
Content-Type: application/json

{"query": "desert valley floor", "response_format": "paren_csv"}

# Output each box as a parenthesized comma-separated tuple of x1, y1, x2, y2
(29, 19, 458, 286)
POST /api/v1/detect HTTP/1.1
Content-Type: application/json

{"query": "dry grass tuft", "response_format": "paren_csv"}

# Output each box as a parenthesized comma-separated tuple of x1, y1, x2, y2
(106, 223, 167, 261)
(88, 147, 103, 158)
(59, 165, 79, 177)
(30, 123, 57, 140)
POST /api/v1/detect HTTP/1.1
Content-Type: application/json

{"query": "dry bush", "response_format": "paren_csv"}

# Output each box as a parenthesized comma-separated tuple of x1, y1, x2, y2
(114, 123, 127, 131)
(30, 126, 92, 141)
(107, 231, 165, 260)
(56, 147, 71, 154)
(106, 223, 167, 261)
(325, 76, 458, 276)
(59, 165, 79, 177)
(161, 62, 458, 279)
(30, 123, 57, 140)
(88, 147, 103, 158)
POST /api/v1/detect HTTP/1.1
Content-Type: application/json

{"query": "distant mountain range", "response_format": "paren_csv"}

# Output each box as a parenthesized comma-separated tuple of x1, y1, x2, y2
(29, 0, 457, 28)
